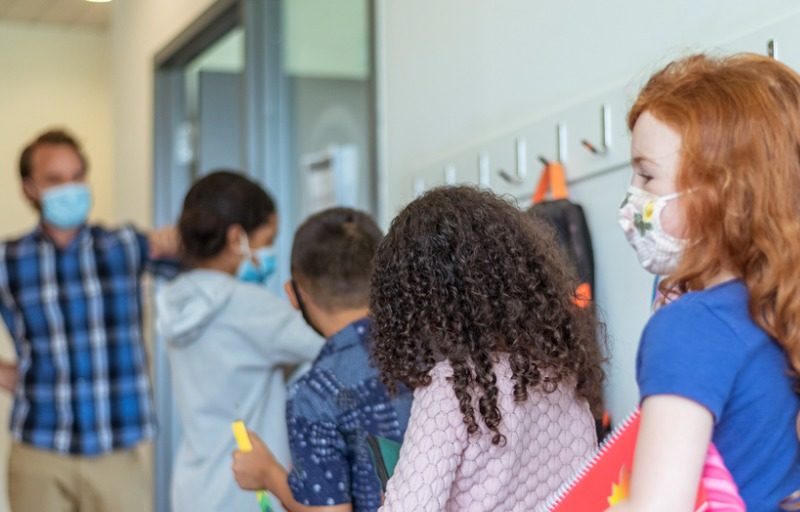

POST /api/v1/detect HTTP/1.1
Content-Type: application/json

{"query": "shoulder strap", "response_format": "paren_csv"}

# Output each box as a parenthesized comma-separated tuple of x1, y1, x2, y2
(532, 162, 569, 204)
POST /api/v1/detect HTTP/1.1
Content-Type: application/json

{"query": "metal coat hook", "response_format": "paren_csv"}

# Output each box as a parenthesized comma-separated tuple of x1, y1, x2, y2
(498, 169, 523, 185)
(581, 140, 603, 155)
(557, 123, 568, 163)
(535, 123, 567, 168)
(517, 137, 528, 177)
(581, 104, 612, 156)
(444, 165, 457, 185)
(536, 124, 568, 165)
(413, 178, 427, 198)
(498, 137, 528, 185)
(478, 152, 491, 187)
(768, 39, 779, 60)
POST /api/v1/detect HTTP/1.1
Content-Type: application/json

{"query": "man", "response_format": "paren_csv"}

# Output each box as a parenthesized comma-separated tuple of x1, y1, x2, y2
(0, 129, 179, 512)
(232, 208, 412, 512)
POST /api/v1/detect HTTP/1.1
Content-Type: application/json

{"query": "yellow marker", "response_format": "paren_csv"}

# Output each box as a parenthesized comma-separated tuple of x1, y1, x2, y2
(232, 420, 273, 512)
(232, 419, 254, 450)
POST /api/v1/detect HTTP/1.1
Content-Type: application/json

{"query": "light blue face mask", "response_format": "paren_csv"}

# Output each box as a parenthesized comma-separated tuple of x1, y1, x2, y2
(41, 183, 92, 229)
(237, 235, 277, 284)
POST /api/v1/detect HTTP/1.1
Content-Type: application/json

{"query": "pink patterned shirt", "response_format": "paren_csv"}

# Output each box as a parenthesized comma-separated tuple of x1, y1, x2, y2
(380, 356, 596, 512)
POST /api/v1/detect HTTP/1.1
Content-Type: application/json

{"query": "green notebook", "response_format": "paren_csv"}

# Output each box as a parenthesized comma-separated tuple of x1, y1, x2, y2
(366, 435, 401, 491)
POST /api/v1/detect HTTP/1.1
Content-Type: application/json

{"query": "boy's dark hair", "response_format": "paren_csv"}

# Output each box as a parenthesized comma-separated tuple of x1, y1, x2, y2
(19, 129, 88, 180)
(179, 170, 276, 262)
(370, 186, 606, 446)
(291, 207, 382, 311)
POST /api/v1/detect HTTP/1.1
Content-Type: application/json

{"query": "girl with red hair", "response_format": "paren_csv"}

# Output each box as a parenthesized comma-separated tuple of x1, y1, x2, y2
(610, 54, 800, 511)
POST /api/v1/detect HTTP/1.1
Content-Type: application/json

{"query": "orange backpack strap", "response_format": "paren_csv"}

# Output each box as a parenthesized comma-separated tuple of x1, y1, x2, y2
(532, 162, 569, 204)
(574, 282, 592, 308)
(532, 166, 551, 204)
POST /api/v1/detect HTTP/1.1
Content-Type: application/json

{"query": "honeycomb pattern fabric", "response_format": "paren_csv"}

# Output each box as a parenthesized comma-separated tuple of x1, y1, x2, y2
(379, 355, 596, 512)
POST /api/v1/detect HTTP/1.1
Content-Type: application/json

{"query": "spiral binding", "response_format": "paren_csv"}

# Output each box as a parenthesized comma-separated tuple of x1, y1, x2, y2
(539, 408, 642, 512)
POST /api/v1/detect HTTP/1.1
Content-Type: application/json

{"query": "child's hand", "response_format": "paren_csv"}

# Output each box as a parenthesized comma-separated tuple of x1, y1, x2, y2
(232, 431, 280, 491)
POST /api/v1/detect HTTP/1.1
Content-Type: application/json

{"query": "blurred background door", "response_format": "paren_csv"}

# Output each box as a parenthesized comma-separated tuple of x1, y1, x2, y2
(152, 1, 376, 510)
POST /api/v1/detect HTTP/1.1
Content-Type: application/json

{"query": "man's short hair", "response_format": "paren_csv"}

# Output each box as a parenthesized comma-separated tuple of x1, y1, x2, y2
(291, 207, 382, 311)
(19, 129, 87, 180)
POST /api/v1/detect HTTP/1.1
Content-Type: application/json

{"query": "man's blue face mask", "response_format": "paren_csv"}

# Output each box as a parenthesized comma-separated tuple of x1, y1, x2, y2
(41, 183, 92, 230)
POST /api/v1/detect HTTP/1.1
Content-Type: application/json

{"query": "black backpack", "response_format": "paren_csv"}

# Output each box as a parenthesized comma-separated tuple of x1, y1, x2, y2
(526, 162, 595, 304)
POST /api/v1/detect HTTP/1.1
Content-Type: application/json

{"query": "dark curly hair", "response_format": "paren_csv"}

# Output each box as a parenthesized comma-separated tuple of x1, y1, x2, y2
(370, 186, 605, 445)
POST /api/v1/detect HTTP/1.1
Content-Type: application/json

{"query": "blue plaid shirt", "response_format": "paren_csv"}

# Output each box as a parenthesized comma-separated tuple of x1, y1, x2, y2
(0, 224, 175, 455)
(287, 318, 412, 511)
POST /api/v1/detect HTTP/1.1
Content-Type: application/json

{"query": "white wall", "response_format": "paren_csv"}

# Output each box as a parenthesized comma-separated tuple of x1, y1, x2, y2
(378, 0, 800, 216)
(0, 20, 113, 512)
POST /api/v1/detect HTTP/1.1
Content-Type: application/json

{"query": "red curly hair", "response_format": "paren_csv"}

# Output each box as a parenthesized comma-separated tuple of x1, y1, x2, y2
(629, 53, 800, 381)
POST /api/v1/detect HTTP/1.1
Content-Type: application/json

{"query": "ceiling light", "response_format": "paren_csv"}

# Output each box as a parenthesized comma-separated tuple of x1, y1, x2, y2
(85, 0, 112, 3)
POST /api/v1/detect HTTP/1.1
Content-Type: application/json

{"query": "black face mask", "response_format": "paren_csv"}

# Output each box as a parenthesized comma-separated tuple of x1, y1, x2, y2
(291, 280, 325, 338)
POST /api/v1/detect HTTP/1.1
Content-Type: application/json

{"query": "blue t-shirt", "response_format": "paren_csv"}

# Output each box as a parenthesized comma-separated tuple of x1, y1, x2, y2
(637, 280, 800, 511)
(286, 318, 412, 512)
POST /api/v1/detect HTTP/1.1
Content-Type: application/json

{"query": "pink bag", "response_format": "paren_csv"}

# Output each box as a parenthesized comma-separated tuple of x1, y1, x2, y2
(701, 443, 745, 511)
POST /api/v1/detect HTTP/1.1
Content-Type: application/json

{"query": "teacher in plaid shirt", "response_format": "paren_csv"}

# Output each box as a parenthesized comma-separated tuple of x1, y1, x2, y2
(0, 129, 179, 512)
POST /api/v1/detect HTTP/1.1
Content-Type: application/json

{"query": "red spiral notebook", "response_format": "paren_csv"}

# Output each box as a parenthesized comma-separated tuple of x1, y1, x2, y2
(544, 409, 709, 511)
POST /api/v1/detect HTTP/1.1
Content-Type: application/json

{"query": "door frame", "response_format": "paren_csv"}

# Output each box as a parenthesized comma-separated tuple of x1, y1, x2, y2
(151, 1, 379, 510)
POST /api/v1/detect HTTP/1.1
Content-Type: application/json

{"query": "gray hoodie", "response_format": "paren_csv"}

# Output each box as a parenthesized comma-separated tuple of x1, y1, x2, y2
(156, 269, 323, 512)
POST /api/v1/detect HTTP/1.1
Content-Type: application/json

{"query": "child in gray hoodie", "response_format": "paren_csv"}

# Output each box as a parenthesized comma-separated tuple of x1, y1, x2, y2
(157, 171, 322, 512)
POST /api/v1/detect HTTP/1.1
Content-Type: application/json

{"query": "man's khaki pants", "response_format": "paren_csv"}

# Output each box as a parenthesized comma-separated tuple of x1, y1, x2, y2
(8, 442, 151, 512)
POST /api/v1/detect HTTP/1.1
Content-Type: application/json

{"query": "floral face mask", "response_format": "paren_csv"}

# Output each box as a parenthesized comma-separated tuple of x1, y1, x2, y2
(617, 186, 685, 276)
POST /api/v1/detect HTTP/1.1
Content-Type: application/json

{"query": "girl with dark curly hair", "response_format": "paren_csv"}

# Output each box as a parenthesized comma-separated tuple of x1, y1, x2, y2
(371, 186, 605, 511)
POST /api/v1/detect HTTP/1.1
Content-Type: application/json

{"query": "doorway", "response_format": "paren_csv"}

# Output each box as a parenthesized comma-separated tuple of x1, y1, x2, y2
(152, 1, 377, 510)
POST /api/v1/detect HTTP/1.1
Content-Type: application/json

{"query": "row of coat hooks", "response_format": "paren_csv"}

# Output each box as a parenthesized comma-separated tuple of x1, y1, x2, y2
(413, 103, 617, 198)
(413, 38, 781, 199)
(497, 103, 613, 186)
